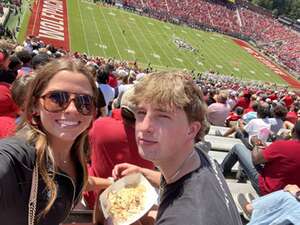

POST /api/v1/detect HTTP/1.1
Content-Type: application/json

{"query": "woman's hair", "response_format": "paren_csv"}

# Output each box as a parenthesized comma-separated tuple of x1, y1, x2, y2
(11, 74, 35, 109)
(129, 71, 208, 142)
(17, 58, 98, 217)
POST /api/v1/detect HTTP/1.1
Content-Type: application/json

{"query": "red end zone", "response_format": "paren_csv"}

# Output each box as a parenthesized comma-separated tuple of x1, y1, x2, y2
(27, 0, 70, 51)
(233, 39, 300, 89)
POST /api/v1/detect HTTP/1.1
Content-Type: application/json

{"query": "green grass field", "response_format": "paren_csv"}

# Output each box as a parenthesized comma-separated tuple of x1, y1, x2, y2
(68, 1, 286, 84)
(19, 0, 288, 84)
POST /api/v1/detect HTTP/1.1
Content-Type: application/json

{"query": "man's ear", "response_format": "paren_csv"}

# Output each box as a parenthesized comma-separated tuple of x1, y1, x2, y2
(188, 121, 201, 140)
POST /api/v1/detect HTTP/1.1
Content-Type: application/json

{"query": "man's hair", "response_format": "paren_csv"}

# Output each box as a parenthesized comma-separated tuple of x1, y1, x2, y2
(16, 50, 32, 65)
(257, 102, 270, 118)
(130, 71, 208, 142)
(217, 91, 227, 104)
(272, 104, 288, 120)
(96, 69, 109, 84)
(251, 101, 259, 112)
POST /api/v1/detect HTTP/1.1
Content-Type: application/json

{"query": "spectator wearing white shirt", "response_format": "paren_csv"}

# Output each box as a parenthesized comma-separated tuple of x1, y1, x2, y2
(96, 69, 115, 116)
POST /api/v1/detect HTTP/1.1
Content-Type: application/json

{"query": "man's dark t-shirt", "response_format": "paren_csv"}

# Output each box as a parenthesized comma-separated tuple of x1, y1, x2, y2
(155, 148, 242, 225)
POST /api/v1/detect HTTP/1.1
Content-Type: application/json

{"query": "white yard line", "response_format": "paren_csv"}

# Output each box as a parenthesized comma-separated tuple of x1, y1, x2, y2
(118, 13, 151, 62)
(76, 0, 91, 55)
(99, 8, 122, 59)
(109, 11, 136, 60)
(139, 20, 177, 67)
(129, 19, 163, 64)
(91, 8, 107, 57)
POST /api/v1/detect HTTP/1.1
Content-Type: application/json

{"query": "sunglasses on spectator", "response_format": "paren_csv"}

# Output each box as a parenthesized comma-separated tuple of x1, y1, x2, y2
(40, 91, 95, 116)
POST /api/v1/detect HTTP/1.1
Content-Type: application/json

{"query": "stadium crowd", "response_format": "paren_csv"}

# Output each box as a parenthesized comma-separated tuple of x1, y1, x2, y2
(124, 0, 300, 75)
(0, 33, 300, 224)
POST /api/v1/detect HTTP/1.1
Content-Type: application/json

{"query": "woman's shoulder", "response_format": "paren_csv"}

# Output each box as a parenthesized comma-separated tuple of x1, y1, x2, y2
(0, 136, 35, 169)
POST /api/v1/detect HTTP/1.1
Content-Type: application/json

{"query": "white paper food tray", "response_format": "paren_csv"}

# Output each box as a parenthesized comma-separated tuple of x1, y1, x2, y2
(99, 173, 158, 225)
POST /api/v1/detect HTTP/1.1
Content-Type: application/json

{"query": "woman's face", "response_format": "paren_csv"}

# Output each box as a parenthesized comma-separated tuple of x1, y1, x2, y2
(37, 70, 94, 145)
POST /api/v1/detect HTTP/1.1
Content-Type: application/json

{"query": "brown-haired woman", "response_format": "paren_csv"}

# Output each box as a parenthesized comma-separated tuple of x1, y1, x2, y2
(0, 58, 98, 224)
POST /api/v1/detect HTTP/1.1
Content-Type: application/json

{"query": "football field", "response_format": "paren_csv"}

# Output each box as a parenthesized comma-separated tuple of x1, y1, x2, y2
(68, 1, 288, 84)
(21, 0, 297, 85)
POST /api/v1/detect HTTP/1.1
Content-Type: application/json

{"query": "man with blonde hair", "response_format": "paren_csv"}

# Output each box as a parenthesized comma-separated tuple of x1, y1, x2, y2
(125, 71, 242, 225)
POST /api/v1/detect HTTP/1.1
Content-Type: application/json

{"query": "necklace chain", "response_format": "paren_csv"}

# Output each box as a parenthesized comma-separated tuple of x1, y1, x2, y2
(159, 150, 196, 199)
(167, 150, 196, 182)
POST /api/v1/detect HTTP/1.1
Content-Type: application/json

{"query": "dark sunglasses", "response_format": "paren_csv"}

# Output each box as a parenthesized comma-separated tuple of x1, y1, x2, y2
(40, 91, 95, 116)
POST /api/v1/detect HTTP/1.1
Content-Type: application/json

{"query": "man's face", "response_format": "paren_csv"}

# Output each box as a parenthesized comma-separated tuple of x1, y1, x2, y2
(135, 103, 199, 164)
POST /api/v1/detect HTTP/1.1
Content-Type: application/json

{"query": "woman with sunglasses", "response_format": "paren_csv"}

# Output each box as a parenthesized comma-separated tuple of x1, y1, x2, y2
(0, 58, 98, 225)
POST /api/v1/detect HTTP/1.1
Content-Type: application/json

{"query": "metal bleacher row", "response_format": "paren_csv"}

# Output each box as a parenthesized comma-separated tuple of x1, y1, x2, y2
(63, 126, 257, 224)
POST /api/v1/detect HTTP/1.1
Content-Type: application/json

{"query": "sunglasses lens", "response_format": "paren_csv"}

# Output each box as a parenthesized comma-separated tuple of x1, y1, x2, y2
(44, 91, 69, 112)
(42, 91, 94, 115)
(75, 95, 94, 115)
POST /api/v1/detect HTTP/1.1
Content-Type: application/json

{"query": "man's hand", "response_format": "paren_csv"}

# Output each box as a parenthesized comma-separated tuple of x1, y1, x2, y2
(112, 163, 142, 180)
(284, 184, 300, 197)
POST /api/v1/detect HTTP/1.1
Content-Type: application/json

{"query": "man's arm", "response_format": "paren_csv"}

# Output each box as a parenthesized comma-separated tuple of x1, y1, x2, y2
(85, 176, 113, 192)
(251, 146, 267, 165)
(112, 163, 161, 188)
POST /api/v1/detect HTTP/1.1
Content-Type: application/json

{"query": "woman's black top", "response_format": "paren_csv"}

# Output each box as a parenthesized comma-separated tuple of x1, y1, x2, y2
(0, 137, 84, 225)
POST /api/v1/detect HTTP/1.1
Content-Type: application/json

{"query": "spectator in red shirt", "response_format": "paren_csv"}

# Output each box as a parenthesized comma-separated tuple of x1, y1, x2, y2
(0, 116, 15, 138)
(225, 106, 244, 127)
(108, 72, 118, 88)
(233, 91, 251, 110)
(0, 82, 19, 117)
(285, 102, 300, 124)
(0, 75, 35, 139)
(281, 92, 296, 110)
(222, 120, 300, 196)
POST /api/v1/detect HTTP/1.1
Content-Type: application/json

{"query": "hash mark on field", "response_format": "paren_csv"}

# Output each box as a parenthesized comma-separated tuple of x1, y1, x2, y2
(250, 70, 256, 74)
(233, 67, 240, 71)
(97, 44, 107, 49)
(175, 58, 183, 63)
(197, 61, 204, 66)
(152, 53, 160, 59)
(108, 12, 116, 16)
(86, 6, 93, 10)
(216, 64, 223, 69)
(125, 49, 135, 54)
